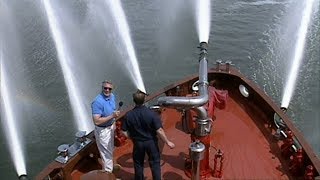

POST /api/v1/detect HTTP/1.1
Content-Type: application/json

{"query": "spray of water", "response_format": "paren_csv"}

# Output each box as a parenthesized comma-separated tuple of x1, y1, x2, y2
(43, 0, 93, 133)
(0, 2, 27, 177)
(281, 0, 317, 108)
(196, 0, 211, 43)
(1, 58, 27, 177)
(104, 0, 146, 93)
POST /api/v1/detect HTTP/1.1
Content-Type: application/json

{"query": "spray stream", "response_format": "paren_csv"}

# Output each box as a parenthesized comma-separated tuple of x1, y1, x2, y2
(281, 0, 318, 108)
(43, 0, 93, 133)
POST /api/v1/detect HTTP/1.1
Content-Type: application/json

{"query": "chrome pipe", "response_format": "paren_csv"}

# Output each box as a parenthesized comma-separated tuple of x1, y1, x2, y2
(274, 107, 302, 152)
(192, 160, 201, 180)
(158, 42, 209, 109)
(193, 106, 207, 120)
(189, 141, 205, 180)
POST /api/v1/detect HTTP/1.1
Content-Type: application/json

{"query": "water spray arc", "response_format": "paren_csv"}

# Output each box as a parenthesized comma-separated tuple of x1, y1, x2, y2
(196, 0, 211, 43)
(0, 2, 27, 178)
(1, 60, 27, 178)
(104, 0, 146, 93)
(281, 0, 318, 108)
(42, 0, 93, 133)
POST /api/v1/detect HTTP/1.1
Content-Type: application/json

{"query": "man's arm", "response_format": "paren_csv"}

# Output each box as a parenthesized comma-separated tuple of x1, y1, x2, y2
(121, 115, 130, 138)
(156, 128, 175, 149)
(92, 111, 120, 126)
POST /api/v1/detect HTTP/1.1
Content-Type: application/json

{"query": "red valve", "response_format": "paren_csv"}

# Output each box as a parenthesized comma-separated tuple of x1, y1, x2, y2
(213, 149, 224, 178)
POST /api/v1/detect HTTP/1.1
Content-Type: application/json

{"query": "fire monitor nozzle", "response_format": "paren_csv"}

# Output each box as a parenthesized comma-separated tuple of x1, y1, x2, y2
(280, 107, 287, 113)
(136, 89, 149, 96)
(19, 174, 28, 180)
(198, 42, 208, 51)
(198, 42, 208, 62)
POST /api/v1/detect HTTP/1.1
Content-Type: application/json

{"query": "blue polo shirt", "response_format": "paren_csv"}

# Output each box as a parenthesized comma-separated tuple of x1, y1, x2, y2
(122, 105, 162, 142)
(91, 93, 116, 127)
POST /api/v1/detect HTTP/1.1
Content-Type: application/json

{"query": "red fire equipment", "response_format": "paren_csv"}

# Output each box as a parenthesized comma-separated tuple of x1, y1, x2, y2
(304, 165, 314, 180)
(114, 121, 127, 147)
(213, 149, 224, 178)
(281, 130, 294, 158)
(289, 149, 304, 175)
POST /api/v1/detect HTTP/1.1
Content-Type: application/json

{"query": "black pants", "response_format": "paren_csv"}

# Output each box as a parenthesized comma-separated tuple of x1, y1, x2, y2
(133, 140, 160, 180)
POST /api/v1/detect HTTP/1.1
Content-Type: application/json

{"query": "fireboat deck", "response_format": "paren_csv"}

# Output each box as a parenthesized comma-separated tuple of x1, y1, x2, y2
(113, 96, 292, 179)
(35, 65, 320, 180)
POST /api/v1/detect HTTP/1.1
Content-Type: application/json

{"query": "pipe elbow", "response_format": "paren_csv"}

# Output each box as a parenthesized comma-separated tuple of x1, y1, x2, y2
(157, 93, 208, 108)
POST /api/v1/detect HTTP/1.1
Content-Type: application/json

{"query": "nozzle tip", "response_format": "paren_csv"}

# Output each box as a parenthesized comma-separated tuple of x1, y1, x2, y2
(19, 174, 28, 180)
(137, 89, 148, 96)
(199, 42, 208, 51)
(280, 107, 287, 113)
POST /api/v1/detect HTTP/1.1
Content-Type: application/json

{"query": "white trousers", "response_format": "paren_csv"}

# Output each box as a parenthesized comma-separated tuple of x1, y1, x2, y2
(94, 124, 115, 172)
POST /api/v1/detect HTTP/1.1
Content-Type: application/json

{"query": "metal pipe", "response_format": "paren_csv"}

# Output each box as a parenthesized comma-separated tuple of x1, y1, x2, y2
(189, 141, 205, 180)
(274, 107, 302, 152)
(225, 61, 233, 72)
(216, 60, 222, 71)
(192, 160, 201, 180)
(158, 42, 209, 110)
(158, 42, 210, 179)
(193, 106, 207, 120)
(274, 107, 287, 129)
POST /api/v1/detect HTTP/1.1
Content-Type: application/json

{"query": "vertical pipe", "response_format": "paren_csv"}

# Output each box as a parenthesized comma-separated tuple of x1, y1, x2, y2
(157, 42, 209, 109)
(189, 141, 205, 180)
(192, 160, 201, 180)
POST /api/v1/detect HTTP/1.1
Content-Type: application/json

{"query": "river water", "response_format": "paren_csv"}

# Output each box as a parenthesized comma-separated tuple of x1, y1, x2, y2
(0, 0, 319, 179)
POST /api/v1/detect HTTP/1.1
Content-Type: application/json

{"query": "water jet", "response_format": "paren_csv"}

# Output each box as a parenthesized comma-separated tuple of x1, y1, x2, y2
(42, 0, 93, 133)
(104, 0, 146, 94)
(1, 63, 27, 178)
(196, 0, 211, 43)
(281, 0, 318, 108)
(0, 2, 27, 177)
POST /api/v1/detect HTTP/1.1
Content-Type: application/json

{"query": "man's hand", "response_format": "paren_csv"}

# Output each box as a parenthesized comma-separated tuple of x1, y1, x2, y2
(166, 141, 175, 149)
(113, 111, 120, 118)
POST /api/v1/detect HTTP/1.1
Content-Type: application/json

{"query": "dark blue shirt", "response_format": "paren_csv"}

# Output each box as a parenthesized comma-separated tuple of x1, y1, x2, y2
(91, 93, 116, 127)
(122, 105, 162, 142)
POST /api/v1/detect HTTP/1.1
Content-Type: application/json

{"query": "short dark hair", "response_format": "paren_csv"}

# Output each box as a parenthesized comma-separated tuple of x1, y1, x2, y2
(133, 90, 145, 105)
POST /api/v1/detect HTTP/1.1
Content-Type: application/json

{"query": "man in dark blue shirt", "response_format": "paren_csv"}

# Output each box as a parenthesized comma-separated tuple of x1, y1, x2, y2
(122, 90, 175, 180)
